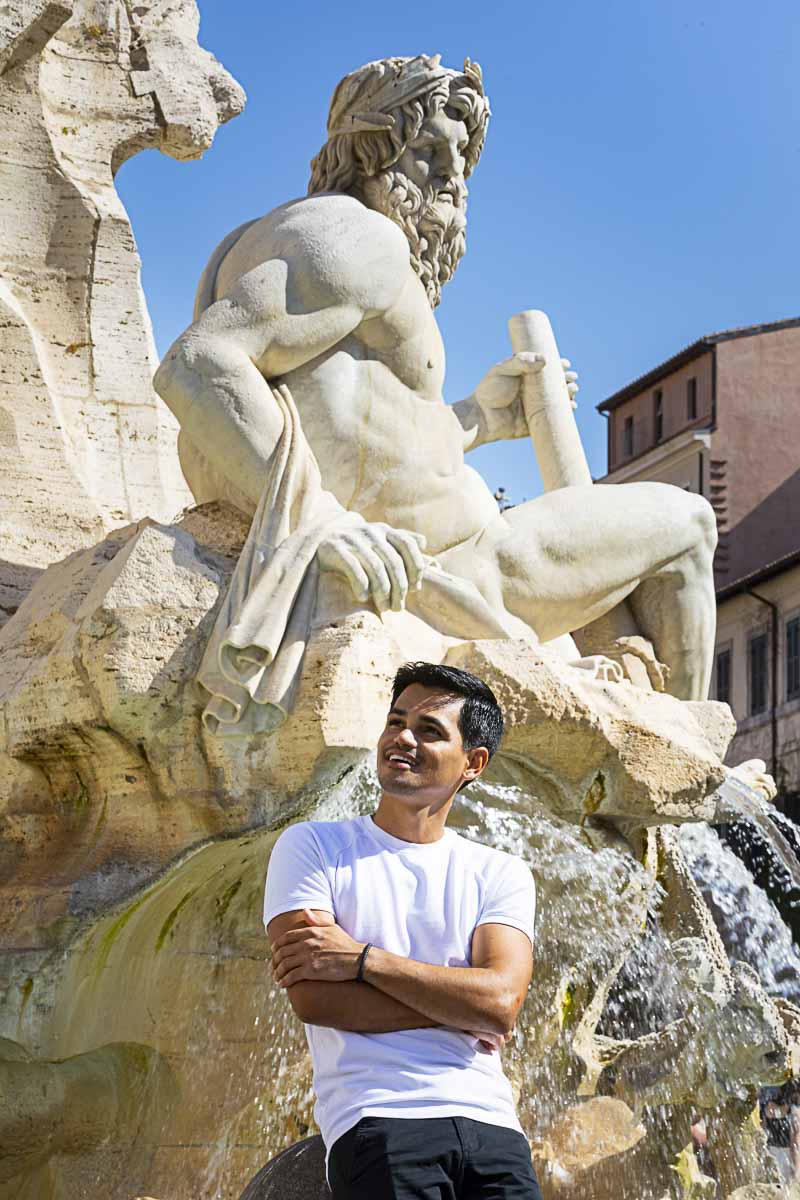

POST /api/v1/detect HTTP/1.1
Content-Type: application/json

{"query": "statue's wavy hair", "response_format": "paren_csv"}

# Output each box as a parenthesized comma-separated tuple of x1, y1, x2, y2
(308, 61, 490, 197)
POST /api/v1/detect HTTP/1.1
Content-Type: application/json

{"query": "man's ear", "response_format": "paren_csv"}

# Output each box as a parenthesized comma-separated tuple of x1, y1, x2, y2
(463, 746, 489, 783)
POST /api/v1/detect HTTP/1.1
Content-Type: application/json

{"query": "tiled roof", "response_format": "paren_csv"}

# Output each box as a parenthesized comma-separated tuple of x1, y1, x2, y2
(716, 546, 800, 602)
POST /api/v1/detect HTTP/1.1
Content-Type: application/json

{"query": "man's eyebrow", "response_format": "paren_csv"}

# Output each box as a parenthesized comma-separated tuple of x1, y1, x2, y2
(387, 705, 450, 736)
(419, 712, 450, 736)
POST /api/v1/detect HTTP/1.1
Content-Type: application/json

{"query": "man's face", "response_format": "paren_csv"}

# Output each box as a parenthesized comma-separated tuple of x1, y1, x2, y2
(396, 108, 469, 210)
(376, 684, 481, 807)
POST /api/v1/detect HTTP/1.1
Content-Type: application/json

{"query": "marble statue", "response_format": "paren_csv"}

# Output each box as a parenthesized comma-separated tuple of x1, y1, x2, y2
(0, 0, 244, 625)
(155, 53, 718, 737)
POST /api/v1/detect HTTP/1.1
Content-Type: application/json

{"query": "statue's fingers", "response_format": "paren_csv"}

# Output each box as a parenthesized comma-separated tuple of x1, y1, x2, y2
(367, 535, 409, 611)
(560, 357, 572, 369)
(358, 545, 393, 613)
(494, 352, 545, 376)
(564, 371, 578, 385)
(386, 529, 426, 590)
(330, 546, 370, 604)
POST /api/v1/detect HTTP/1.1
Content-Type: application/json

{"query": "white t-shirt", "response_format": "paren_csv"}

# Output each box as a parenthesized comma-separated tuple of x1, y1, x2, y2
(263, 813, 536, 1160)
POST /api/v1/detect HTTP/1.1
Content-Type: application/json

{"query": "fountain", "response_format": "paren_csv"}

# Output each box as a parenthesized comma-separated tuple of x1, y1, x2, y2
(0, 20, 798, 1200)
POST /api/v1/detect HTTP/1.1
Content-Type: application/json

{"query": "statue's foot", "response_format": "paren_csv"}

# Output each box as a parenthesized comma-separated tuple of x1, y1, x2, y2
(726, 758, 777, 804)
(606, 636, 670, 692)
(568, 654, 625, 683)
(712, 759, 777, 823)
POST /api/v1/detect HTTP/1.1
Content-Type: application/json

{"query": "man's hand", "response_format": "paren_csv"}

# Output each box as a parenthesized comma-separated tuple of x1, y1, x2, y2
(317, 521, 427, 613)
(465, 1028, 515, 1054)
(272, 908, 366, 987)
(471, 352, 579, 444)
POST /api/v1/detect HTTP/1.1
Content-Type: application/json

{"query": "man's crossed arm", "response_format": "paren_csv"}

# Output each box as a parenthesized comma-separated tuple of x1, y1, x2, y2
(266, 909, 533, 1050)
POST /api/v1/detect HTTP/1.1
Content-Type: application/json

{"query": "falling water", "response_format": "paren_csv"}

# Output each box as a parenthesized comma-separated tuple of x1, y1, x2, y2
(679, 822, 800, 1004)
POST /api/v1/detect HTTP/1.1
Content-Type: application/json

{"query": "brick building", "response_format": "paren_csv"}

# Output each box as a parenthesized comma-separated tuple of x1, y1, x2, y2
(597, 318, 800, 802)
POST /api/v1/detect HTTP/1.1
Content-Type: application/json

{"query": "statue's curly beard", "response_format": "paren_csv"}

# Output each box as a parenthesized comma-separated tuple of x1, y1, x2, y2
(361, 168, 468, 308)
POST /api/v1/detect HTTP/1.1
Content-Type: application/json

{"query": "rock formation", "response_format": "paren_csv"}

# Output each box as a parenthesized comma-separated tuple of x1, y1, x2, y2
(1, 504, 797, 1198)
(0, 0, 244, 625)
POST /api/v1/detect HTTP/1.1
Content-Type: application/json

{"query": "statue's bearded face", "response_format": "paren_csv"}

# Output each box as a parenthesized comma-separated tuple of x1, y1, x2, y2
(361, 108, 469, 308)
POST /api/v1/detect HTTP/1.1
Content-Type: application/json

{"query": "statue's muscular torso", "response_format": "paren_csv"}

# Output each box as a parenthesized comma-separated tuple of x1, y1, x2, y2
(211, 192, 498, 553)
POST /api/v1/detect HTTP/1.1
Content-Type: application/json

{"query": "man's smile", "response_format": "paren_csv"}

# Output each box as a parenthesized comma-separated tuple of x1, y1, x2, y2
(385, 751, 416, 770)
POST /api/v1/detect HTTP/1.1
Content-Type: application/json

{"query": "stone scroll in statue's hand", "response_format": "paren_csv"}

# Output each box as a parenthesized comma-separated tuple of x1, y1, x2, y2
(456, 353, 579, 449)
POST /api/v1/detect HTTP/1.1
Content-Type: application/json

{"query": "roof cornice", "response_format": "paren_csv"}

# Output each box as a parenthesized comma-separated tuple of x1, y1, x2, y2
(597, 317, 800, 414)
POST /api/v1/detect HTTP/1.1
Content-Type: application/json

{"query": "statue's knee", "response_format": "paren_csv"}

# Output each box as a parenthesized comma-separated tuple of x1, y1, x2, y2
(687, 494, 718, 559)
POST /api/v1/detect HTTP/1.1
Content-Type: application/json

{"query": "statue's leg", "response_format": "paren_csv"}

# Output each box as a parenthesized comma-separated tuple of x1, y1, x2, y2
(444, 481, 717, 701)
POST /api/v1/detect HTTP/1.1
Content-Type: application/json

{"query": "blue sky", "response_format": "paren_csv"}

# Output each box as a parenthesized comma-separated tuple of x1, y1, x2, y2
(119, 0, 800, 504)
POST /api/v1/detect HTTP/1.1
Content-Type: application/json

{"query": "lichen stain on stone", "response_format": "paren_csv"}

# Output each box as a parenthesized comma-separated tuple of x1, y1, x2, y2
(558, 982, 576, 1029)
(581, 770, 606, 825)
(93, 893, 149, 975)
(84, 792, 108, 854)
(155, 886, 200, 953)
(17, 976, 34, 1030)
(215, 877, 242, 927)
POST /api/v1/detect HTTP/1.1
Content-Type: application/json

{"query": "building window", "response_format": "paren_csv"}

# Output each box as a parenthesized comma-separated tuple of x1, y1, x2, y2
(622, 416, 634, 457)
(715, 648, 731, 706)
(687, 377, 697, 420)
(788, 616, 800, 701)
(748, 633, 769, 715)
(653, 389, 663, 443)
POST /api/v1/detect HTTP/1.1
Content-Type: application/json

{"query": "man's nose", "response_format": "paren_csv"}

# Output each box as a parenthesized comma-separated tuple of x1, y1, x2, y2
(395, 727, 417, 747)
(438, 140, 465, 181)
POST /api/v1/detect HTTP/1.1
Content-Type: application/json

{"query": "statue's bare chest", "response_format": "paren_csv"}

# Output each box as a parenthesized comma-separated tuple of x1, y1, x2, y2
(350, 270, 446, 399)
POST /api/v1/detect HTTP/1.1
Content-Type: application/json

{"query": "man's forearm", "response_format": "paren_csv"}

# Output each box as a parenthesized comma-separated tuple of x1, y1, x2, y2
(288, 980, 439, 1033)
(362, 947, 515, 1036)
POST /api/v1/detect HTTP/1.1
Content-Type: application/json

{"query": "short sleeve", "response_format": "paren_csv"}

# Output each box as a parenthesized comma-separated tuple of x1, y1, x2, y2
(476, 856, 536, 948)
(263, 822, 335, 928)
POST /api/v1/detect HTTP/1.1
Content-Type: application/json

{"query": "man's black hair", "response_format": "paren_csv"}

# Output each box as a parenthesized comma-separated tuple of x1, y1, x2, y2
(390, 661, 504, 761)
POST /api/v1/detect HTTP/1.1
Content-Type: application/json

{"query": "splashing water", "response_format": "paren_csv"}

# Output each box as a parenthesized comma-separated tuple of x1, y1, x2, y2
(680, 822, 800, 1005)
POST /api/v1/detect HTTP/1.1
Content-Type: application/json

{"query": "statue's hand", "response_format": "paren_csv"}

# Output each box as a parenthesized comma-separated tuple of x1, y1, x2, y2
(317, 522, 427, 613)
(474, 353, 579, 441)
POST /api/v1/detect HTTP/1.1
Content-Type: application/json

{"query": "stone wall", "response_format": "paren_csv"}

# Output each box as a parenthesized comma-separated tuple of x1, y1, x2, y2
(0, 0, 244, 625)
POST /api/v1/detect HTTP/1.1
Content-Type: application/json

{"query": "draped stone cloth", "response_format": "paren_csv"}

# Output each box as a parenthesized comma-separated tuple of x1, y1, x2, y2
(198, 383, 532, 737)
(198, 384, 357, 735)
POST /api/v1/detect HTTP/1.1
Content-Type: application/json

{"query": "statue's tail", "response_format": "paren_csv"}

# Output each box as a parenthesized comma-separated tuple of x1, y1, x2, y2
(193, 219, 259, 319)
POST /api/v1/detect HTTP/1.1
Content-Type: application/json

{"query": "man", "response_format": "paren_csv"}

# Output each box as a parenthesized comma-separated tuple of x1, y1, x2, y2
(264, 661, 541, 1198)
(155, 54, 717, 702)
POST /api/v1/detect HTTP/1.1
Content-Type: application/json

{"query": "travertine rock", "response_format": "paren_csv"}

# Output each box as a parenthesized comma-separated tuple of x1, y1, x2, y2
(0, 507, 766, 1199)
(237, 1136, 330, 1199)
(446, 639, 733, 824)
(0, 505, 741, 954)
(0, 0, 244, 625)
(728, 1189, 800, 1199)
(0, 503, 443, 946)
(534, 1097, 645, 1179)
(0, 1038, 173, 1187)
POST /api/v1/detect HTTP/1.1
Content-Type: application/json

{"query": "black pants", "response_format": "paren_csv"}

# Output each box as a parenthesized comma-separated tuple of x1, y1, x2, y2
(328, 1115, 543, 1199)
